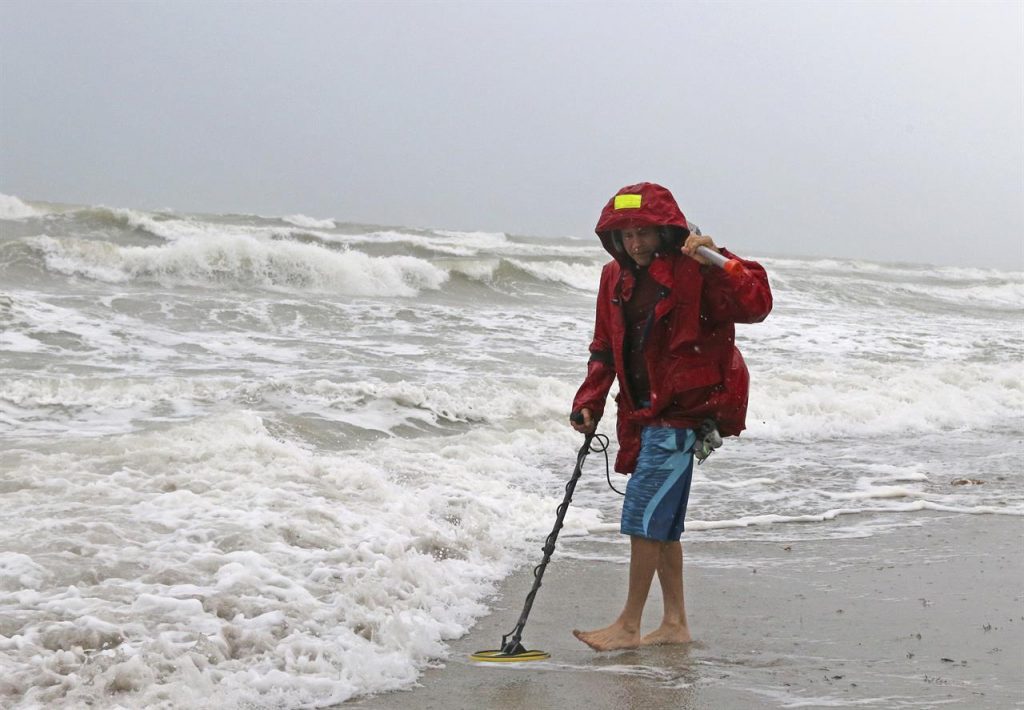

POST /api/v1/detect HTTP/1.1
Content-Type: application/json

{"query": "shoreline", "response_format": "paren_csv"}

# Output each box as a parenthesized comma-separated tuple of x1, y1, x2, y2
(347, 512, 1023, 709)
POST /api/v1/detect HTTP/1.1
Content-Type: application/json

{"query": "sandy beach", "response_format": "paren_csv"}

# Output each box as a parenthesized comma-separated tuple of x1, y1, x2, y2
(348, 512, 1023, 709)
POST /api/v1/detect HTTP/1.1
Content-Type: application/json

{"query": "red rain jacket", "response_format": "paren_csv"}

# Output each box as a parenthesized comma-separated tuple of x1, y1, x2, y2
(572, 183, 772, 473)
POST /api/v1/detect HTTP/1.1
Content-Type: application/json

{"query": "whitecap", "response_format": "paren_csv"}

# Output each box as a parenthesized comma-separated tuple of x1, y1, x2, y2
(0, 194, 45, 220)
(282, 214, 337, 230)
(26, 234, 448, 296)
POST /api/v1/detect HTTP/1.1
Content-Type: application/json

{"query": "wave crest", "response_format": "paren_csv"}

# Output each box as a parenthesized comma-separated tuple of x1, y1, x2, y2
(0, 194, 46, 220)
(283, 214, 336, 230)
(27, 235, 448, 296)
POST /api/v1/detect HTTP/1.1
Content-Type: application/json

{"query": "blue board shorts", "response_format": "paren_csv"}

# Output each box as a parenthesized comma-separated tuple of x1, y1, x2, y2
(620, 426, 696, 541)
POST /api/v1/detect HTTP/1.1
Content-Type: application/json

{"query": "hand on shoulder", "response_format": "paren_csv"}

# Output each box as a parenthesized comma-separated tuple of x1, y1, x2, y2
(681, 234, 719, 265)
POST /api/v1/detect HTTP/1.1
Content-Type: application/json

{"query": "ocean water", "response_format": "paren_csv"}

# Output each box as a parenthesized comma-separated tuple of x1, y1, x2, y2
(1, 194, 1021, 708)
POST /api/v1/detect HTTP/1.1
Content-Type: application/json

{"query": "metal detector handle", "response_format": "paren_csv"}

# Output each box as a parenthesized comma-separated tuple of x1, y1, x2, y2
(695, 245, 746, 277)
(500, 433, 594, 654)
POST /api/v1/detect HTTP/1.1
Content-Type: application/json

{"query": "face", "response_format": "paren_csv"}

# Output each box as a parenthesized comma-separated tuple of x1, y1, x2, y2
(621, 226, 661, 266)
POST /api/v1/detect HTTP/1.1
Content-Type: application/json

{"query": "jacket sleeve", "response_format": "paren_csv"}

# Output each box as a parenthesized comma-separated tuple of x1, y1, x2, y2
(701, 248, 773, 325)
(572, 263, 617, 420)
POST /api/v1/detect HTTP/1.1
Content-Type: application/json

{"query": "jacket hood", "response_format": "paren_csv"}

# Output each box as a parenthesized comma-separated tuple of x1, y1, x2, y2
(594, 182, 690, 262)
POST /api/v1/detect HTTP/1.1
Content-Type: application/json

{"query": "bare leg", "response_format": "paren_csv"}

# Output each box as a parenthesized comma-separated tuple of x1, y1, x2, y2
(640, 541, 692, 645)
(573, 536, 660, 651)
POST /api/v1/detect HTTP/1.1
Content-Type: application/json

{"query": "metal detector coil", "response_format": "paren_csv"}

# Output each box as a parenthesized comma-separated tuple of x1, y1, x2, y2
(469, 648, 550, 663)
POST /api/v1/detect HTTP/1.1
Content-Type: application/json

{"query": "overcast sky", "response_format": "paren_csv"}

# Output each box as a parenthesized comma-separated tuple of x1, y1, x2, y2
(2, 0, 1021, 268)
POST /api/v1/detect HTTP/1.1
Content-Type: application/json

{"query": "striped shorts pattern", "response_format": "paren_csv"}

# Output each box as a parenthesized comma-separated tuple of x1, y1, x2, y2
(620, 426, 696, 541)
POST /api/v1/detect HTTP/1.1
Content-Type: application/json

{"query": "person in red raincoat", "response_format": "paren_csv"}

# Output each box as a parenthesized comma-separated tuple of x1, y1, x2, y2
(571, 182, 772, 650)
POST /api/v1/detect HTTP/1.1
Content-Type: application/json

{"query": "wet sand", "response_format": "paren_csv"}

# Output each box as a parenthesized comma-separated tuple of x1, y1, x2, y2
(347, 513, 1023, 709)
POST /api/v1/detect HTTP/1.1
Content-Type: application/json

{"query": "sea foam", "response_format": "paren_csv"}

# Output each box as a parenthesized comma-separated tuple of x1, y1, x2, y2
(746, 359, 1023, 439)
(0, 412, 597, 707)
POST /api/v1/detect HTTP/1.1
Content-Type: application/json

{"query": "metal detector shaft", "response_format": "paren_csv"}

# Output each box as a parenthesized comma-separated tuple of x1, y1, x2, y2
(500, 434, 595, 654)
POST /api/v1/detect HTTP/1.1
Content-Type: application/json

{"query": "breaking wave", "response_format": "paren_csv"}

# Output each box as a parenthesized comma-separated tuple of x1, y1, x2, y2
(26, 235, 448, 296)
(0, 194, 46, 220)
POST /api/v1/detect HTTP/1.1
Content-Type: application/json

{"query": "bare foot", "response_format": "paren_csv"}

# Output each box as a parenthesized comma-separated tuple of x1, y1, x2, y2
(640, 623, 692, 646)
(572, 623, 641, 651)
